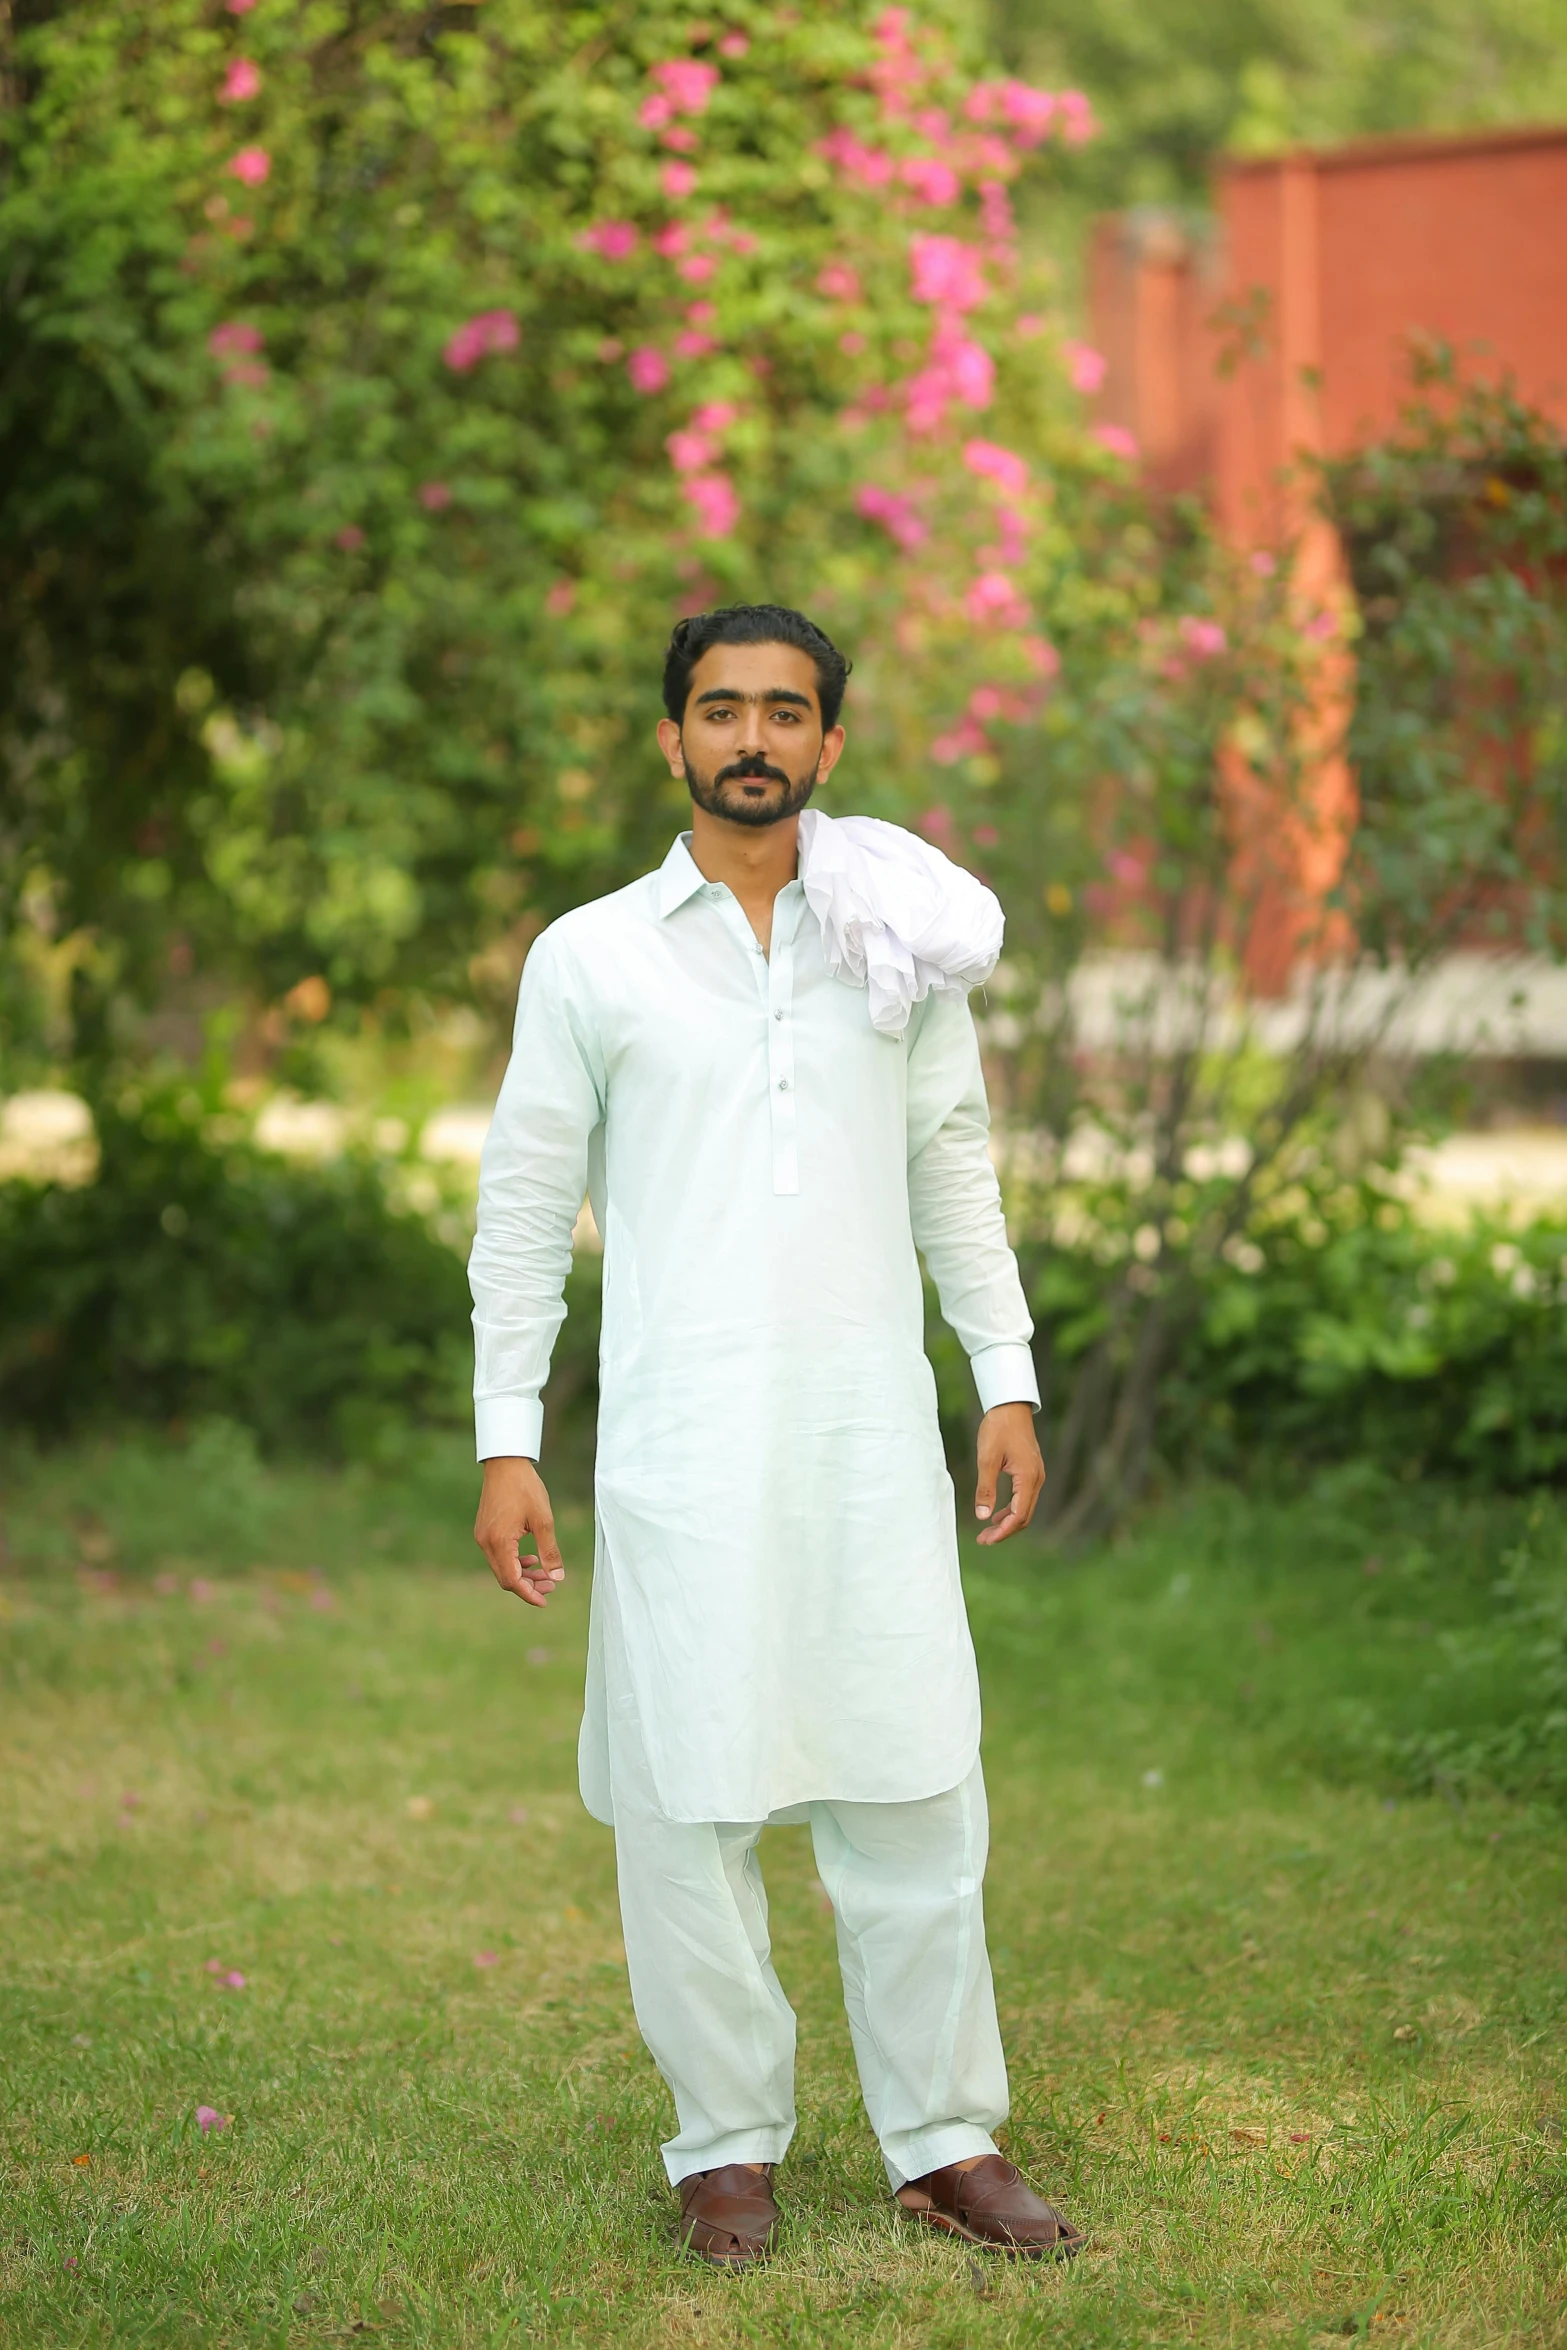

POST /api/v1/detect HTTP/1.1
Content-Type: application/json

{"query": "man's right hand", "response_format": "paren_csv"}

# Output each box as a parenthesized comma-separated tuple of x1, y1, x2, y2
(474, 1456, 565, 1607)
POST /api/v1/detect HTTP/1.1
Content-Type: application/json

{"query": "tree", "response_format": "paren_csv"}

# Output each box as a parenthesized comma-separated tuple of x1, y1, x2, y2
(0, 0, 1114, 1080)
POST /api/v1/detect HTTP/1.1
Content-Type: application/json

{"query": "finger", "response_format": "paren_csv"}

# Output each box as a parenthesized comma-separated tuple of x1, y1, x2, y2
(530, 1510, 564, 1575)
(974, 1459, 999, 1523)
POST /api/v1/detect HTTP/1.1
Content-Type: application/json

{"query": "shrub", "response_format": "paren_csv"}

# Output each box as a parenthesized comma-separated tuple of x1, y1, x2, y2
(0, 1088, 471, 1456)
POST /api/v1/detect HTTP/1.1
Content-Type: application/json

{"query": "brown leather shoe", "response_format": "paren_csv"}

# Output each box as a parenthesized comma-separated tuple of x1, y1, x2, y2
(899, 2154, 1084, 2259)
(678, 2163, 780, 2268)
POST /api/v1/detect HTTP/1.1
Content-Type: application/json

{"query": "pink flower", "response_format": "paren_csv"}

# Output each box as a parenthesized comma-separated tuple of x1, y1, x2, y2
(651, 58, 721, 113)
(909, 233, 986, 311)
(1001, 80, 1057, 146)
(1015, 312, 1046, 339)
(661, 125, 699, 153)
(194, 2106, 231, 2134)
(652, 223, 689, 257)
(1059, 89, 1097, 146)
(1304, 608, 1338, 640)
(189, 1578, 215, 1603)
(1249, 549, 1277, 577)
(839, 330, 867, 355)
(816, 130, 895, 188)
(222, 1971, 247, 1990)
(418, 481, 452, 511)
(1178, 614, 1228, 659)
(900, 156, 960, 206)
(667, 427, 719, 473)
(225, 0, 256, 11)
(1022, 634, 1061, 678)
(208, 320, 264, 358)
(683, 472, 740, 537)
(978, 181, 1015, 243)
(963, 438, 1029, 499)
(597, 336, 624, 361)
(973, 824, 1000, 847)
(678, 253, 716, 283)
(334, 525, 365, 552)
(545, 580, 576, 616)
(816, 263, 861, 302)
(673, 329, 718, 359)
(1065, 340, 1106, 395)
(627, 345, 670, 394)
(920, 803, 955, 837)
(686, 300, 717, 326)
(968, 685, 1004, 721)
(220, 58, 261, 102)
(473, 1950, 500, 1969)
(965, 571, 1030, 628)
(204, 1958, 224, 1975)
(227, 146, 271, 186)
(691, 400, 738, 430)
(855, 483, 927, 551)
(1109, 850, 1145, 886)
(578, 220, 639, 261)
(1092, 422, 1139, 461)
(442, 309, 520, 373)
(718, 31, 749, 56)
(729, 230, 758, 255)
(661, 161, 699, 200)
(931, 718, 988, 764)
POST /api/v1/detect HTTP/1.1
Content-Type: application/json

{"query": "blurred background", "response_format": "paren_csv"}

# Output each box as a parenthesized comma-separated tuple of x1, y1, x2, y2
(3, 8, 1567, 2339)
(4, 0, 1567, 1525)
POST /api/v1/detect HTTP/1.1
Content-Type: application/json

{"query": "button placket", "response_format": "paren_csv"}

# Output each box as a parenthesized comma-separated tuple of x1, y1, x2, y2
(767, 909, 799, 1196)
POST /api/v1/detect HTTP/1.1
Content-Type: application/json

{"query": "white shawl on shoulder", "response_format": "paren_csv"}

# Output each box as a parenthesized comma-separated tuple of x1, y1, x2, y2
(796, 806, 1004, 1038)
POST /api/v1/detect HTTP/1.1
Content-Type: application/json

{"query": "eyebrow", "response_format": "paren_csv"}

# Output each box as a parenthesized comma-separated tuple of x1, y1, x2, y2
(692, 685, 814, 710)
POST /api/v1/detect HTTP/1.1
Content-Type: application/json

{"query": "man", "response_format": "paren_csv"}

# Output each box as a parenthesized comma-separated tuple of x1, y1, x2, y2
(470, 602, 1081, 2266)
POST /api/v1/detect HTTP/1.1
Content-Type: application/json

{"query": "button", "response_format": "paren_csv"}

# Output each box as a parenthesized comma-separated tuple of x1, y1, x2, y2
(773, 1008, 785, 1021)
(777, 1078, 790, 1092)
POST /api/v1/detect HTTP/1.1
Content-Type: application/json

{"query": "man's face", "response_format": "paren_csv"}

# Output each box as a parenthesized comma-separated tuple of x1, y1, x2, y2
(657, 641, 844, 829)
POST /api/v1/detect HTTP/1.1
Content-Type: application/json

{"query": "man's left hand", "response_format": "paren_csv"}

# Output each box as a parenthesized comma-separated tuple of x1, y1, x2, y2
(974, 1402, 1045, 1546)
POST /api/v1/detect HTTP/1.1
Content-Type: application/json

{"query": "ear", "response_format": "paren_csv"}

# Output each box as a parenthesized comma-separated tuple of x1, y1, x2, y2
(814, 723, 847, 784)
(656, 716, 685, 774)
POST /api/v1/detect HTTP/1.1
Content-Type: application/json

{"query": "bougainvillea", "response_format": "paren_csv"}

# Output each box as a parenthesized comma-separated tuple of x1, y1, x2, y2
(0, 0, 1137, 1051)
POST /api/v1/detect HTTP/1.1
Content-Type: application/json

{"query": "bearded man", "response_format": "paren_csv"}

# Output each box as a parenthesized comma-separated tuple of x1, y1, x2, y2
(470, 602, 1081, 2266)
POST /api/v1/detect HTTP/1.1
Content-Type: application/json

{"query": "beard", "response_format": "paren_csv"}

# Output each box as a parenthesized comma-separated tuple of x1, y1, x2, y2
(684, 751, 819, 830)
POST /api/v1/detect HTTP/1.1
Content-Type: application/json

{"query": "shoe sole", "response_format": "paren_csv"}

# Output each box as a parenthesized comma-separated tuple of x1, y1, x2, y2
(904, 2205, 1084, 2260)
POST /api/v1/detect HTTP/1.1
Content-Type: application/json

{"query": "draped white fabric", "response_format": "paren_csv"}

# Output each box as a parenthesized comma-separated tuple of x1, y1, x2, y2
(470, 831, 1039, 1825)
(796, 806, 1005, 1037)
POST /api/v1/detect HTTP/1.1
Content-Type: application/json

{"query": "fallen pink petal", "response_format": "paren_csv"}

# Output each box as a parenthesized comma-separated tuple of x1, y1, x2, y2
(473, 1950, 500, 1969)
(223, 1971, 247, 1990)
(194, 2105, 231, 2133)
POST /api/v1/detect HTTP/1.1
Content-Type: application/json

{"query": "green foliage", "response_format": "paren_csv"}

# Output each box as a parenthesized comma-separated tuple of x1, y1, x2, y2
(0, 0, 1105, 1073)
(992, 0, 1567, 209)
(1323, 356, 1567, 965)
(0, 1082, 471, 1455)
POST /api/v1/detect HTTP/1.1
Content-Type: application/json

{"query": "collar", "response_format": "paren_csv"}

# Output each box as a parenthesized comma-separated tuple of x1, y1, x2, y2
(655, 832, 708, 919)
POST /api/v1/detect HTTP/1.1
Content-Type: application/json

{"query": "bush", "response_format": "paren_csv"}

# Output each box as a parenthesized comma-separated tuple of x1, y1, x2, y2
(0, 1088, 471, 1456)
(1022, 1188, 1567, 1493)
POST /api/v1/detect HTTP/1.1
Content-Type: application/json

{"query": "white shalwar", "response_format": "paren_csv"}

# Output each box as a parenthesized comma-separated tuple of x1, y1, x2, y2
(470, 827, 1039, 2184)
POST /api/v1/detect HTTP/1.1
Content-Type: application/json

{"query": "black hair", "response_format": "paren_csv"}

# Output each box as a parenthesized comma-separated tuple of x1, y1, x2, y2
(662, 603, 852, 732)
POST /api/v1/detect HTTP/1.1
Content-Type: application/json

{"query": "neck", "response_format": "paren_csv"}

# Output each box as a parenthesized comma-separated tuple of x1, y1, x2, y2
(687, 804, 803, 900)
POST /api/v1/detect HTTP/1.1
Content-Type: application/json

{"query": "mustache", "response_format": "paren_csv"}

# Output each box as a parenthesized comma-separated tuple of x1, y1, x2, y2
(717, 759, 792, 786)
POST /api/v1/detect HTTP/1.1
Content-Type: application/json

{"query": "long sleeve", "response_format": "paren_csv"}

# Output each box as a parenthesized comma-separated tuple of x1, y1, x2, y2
(469, 929, 605, 1460)
(905, 990, 1040, 1414)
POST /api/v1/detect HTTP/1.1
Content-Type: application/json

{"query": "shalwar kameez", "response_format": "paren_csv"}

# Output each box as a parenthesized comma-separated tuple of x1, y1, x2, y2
(470, 825, 1040, 2188)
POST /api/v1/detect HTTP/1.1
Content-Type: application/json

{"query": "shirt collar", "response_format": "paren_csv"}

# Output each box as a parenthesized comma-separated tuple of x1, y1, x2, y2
(654, 829, 807, 919)
(655, 832, 708, 919)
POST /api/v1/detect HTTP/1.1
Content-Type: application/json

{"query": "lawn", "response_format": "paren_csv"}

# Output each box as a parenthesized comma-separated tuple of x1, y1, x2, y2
(1, 1428, 1564, 2348)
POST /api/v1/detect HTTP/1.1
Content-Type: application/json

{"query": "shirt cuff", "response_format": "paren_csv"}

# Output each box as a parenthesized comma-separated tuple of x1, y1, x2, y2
(475, 1395, 544, 1462)
(969, 1341, 1041, 1415)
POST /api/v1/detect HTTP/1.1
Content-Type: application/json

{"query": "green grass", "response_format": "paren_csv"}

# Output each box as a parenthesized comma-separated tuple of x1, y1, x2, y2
(2, 1432, 1565, 2347)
